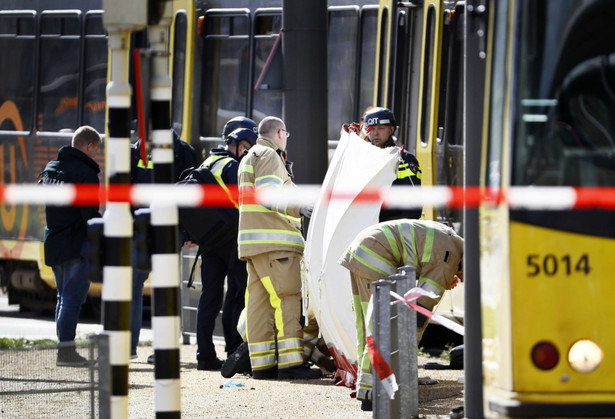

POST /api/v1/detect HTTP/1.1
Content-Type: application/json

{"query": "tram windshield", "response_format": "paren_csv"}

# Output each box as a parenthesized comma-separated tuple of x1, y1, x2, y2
(512, 0, 615, 187)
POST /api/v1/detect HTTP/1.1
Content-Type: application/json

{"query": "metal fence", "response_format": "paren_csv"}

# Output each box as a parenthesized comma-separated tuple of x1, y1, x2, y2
(0, 334, 109, 418)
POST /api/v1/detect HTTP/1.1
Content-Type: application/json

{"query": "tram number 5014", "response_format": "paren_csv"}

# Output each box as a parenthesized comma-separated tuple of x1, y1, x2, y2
(526, 254, 591, 277)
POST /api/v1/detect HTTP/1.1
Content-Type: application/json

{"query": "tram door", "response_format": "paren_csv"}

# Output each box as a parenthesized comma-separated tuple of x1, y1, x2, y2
(480, 0, 615, 417)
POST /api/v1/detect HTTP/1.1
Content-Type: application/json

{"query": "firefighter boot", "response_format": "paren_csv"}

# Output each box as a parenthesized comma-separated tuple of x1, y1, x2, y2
(278, 363, 323, 380)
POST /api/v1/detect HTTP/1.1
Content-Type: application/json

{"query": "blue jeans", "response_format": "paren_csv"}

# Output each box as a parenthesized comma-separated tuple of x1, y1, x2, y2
(53, 258, 90, 342)
(131, 239, 149, 355)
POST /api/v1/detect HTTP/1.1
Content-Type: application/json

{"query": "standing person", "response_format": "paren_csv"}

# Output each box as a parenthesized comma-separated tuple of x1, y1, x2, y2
(362, 107, 423, 221)
(129, 127, 197, 360)
(40, 126, 102, 366)
(339, 219, 464, 411)
(194, 125, 256, 371)
(237, 116, 321, 380)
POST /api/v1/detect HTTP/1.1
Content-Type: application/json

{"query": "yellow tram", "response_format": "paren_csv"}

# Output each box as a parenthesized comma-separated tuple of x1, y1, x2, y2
(480, 0, 615, 416)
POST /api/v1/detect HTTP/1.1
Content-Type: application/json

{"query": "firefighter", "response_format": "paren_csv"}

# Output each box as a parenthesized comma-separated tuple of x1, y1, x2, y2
(338, 219, 463, 411)
(362, 107, 423, 221)
(194, 125, 257, 371)
(237, 116, 321, 380)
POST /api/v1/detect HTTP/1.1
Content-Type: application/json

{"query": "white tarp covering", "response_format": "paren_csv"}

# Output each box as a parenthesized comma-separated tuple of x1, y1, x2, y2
(303, 130, 399, 384)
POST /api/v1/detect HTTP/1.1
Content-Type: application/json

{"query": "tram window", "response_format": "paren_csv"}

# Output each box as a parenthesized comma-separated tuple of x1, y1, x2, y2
(38, 13, 81, 132)
(512, 0, 615, 187)
(254, 14, 281, 36)
(442, 9, 464, 147)
(391, 9, 410, 142)
(41, 14, 80, 37)
(172, 11, 187, 134)
(419, 5, 435, 147)
(485, 0, 507, 191)
(0, 13, 35, 132)
(205, 14, 249, 37)
(200, 12, 251, 136)
(328, 7, 359, 141)
(83, 12, 107, 132)
(253, 12, 283, 122)
(358, 8, 378, 115)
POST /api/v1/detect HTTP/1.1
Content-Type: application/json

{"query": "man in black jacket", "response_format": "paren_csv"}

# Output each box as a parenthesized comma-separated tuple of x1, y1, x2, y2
(40, 126, 102, 366)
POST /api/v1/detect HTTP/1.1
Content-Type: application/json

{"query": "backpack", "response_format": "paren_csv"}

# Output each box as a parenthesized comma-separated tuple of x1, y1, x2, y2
(177, 166, 238, 253)
(177, 166, 239, 287)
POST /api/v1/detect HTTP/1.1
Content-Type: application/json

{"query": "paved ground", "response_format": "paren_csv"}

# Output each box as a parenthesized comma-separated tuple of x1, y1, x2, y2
(127, 344, 464, 419)
(1, 296, 464, 418)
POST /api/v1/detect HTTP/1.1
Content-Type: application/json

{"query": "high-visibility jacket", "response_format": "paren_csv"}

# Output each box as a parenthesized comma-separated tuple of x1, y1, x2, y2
(201, 148, 239, 208)
(237, 136, 304, 259)
(379, 137, 422, 221)
(339, 219, 463, 296)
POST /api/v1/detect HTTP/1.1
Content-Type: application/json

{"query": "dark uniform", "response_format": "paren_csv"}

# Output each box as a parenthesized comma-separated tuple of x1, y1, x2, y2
(379, 136, 422, 221)
(362, 107, 423, 221)
(195, 147, 247, 368)
(129, 128, 197, 357)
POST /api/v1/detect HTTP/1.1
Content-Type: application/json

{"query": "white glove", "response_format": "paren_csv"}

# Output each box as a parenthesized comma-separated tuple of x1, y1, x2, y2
(300, 205, 313, 218)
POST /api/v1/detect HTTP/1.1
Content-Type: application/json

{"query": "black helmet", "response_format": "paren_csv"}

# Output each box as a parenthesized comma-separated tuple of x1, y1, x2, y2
(222, 117, 257, 138)
(363, 107, 396, 127)
(225, 127, 257, 146)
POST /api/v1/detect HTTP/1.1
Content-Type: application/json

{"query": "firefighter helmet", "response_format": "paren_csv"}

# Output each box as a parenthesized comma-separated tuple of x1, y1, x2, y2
(225, 127, 257, 146)
(222, 117, 257, 138)
(362, 107, 396, 127)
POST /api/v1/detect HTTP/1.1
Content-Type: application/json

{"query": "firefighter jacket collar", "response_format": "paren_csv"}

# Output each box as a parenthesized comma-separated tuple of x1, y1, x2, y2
(256, 136, 286, 158)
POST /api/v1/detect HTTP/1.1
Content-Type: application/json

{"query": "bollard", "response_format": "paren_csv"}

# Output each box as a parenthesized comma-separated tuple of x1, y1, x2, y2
(94, 333, 111, 419)
(389, 273, 411, 418)
(397, 266, 418, 418)
(372, 279, 393, 418)
(374, 267, 419, 419)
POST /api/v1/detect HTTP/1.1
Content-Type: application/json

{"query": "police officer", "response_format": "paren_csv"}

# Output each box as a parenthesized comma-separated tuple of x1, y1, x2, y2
(339, 219, 463, 411)
(221, 116, 257, 142)
(362, 107, 423, 221)
(129, 127, 197, 361)
(194, 122, 257, 371)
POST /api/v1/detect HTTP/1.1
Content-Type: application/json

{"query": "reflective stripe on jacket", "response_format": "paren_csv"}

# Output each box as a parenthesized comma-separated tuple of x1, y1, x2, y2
(201, 153, 238, 208)
(238, 137, 304, 258)
(339, 220, 463, 292)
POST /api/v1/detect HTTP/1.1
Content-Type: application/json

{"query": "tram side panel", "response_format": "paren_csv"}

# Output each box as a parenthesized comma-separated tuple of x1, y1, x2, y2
(0, 6, 107, 310)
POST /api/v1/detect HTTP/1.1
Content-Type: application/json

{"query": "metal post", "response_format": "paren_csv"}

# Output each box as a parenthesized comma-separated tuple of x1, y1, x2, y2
(147, 2, 181, 417)
(282, 0, 328, 184)
(464, 2, 487, 417)
(96, 333, 111, 419)
(388, 273, 404, 418)
(102, 1, 146, 417)
(104, 28, 137, 419)
(372, 279, 393, 418)
(398, 266, 419, 418)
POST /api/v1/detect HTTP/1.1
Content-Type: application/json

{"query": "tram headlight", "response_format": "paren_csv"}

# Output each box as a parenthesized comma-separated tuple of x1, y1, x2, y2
(568, 339, 603, 373)
(531, 341, 559, 370)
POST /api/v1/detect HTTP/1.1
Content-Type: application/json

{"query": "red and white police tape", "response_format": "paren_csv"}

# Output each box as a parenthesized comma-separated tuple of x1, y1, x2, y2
(365, 287, 465, 400)
(1, 184, 615, 209)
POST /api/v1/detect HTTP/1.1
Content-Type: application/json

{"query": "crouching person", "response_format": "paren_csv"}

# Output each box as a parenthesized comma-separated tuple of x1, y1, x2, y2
(339, 220, 464, 411)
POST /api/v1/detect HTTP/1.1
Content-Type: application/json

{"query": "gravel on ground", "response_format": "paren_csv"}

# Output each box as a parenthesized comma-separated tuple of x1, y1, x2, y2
(126, 343, 464, 419)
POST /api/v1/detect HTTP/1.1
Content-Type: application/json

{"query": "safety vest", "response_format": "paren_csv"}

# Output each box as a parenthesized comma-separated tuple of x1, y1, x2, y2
(201, 154, 238, 208)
